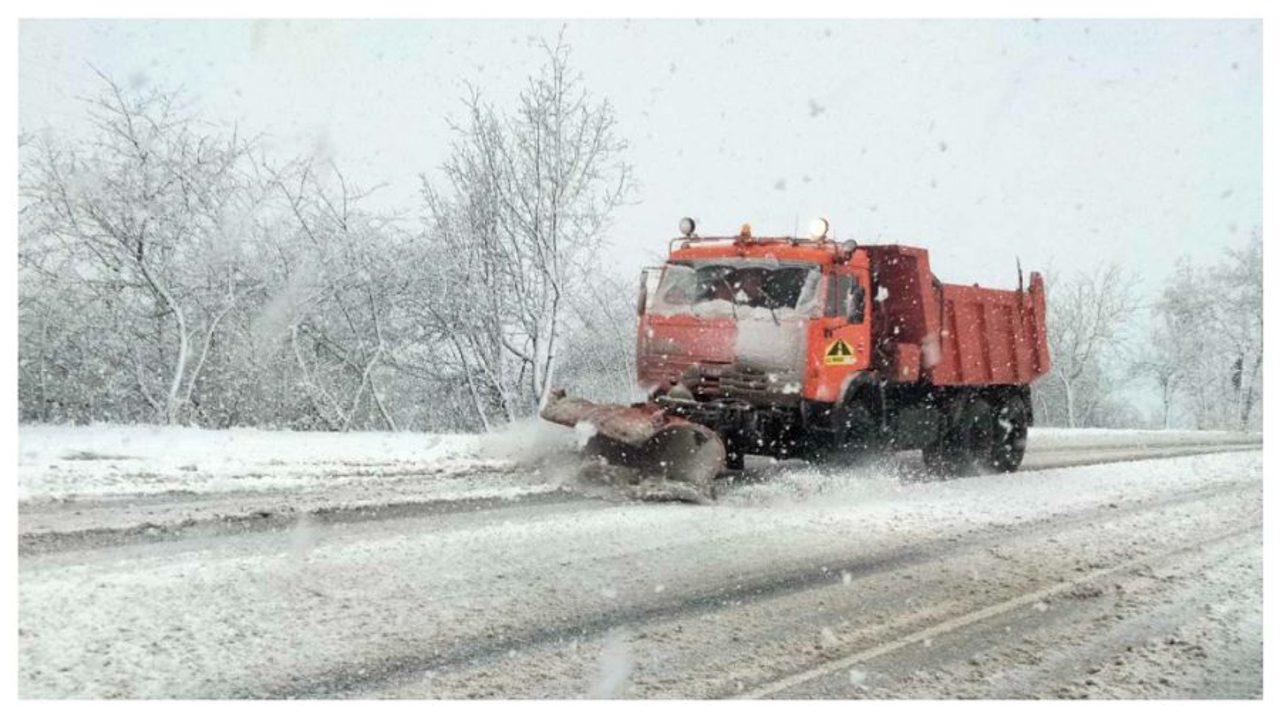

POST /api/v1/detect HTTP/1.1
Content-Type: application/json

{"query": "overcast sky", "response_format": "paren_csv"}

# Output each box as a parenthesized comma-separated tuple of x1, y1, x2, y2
(20, 18, 1261, 295)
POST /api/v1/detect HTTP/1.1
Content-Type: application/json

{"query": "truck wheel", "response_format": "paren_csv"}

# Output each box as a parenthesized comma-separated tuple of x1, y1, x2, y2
(814, 400, 882, 466)
(924, 437, 970, 476)
(957, 398, 996, 475)
(839, 401, 883, 454)
(926, 396, 995, 477)
(725, 449, 745, 471)
(988, 396, 1029, 472)
(921, 441, 948, 475)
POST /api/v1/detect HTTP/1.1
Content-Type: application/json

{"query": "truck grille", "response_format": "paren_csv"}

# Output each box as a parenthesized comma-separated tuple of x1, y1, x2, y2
(718, 366, 804, 406)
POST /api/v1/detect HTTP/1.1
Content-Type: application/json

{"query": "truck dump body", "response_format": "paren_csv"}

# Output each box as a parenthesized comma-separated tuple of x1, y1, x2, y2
(865, 245, 1049, 387)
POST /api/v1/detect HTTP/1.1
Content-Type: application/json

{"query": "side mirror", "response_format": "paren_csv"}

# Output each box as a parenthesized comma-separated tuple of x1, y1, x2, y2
(636, 270, 649, 316)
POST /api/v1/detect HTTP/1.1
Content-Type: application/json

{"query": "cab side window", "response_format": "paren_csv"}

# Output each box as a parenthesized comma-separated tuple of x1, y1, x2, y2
(848, 278, 866, 324)
(826, 274, 849, 317)
(826, 274, 867, 323)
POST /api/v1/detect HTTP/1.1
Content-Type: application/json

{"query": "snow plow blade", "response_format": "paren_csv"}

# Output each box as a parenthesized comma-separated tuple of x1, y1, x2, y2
(541, 390, 726, 501)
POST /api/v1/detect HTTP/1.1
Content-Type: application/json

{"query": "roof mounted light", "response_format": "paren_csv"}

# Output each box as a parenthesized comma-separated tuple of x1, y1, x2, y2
(808, 216, 830, 241)
(678, 217, 696, 237)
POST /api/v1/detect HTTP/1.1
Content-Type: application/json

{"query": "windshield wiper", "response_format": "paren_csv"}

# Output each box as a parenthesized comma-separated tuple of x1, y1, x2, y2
(767, 304, 781, 325)
(759, 287, 782, 325)
(716, 277, 738, 320)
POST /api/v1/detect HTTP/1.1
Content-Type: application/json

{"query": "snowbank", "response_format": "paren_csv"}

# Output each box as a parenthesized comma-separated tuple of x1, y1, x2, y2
(17, 420, 576, 501)
(1026, 427, 1258, 450)
(16, 422, 1256, 502)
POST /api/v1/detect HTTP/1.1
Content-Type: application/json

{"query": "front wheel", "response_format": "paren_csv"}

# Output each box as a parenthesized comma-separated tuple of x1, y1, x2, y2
(724, 449, 745, 471)
(811, 399, 884, 466)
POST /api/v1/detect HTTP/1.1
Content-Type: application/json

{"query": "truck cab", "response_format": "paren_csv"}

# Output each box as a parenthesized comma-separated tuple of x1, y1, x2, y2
(639, 227, 870, 399)
(635, 222, 876, 466)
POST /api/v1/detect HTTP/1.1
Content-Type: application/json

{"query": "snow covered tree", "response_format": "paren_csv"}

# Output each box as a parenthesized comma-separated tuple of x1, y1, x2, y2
(556, 273, 642, 405)
(420, 34, 633, 421)
(1037, 263, 1139, 428)
(1151, 232, 1263, 430)
(1213, 230, 1263, 429)
(18, 47, 638, 434)
(1132, 313, 1185, 429)
(21, 72, 260, 424)
(261, 157, 409, 431)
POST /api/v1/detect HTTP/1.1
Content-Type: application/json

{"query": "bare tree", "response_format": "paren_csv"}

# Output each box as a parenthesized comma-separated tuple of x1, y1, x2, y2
(1042, 263, 1139, 428)
(21, 72, 258, 424)
(422, 33, 634, 418)
(18, 47, 639, 434)
(411, 186, 522, 429)
(260, 157, 407, 431)
(1151, 232, 1263, 431)
(558, 273, 641, 404)
(1132, 314, 1184, 429)
(1213, 230, 1263, 429)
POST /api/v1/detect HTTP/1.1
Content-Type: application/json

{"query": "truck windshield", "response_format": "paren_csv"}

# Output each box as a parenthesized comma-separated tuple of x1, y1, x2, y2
(648, 260, 823, 318)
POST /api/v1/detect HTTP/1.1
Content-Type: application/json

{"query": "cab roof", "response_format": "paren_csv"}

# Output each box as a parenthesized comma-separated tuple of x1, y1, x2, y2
(668, 235, 868, 268)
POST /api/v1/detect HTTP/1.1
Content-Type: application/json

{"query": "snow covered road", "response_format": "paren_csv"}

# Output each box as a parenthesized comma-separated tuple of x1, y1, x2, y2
(17, 426, 1262, 698)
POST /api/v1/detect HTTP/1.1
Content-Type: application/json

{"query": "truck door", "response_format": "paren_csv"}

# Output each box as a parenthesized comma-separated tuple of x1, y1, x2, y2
(808, 265, 872, 403)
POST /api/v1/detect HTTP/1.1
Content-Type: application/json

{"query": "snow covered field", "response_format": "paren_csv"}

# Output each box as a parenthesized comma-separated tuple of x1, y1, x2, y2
(16, 422, 1261, 502)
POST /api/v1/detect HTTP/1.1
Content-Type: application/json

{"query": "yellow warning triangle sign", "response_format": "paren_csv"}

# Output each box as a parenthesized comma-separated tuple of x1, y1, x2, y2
(824, 338, 856, 366)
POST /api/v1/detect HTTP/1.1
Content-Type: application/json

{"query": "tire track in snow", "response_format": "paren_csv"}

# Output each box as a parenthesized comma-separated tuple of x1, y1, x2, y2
(17, 443, 1259, 556)
(249, 478, 1257, 699)
(732, 522, 1261, 699)
(18, 487, 596, 556)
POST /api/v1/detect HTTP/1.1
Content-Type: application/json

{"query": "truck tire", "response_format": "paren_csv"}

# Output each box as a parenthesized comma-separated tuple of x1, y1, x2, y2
(958, 397, 997, 475)
(988, 395, 1029, 472)
(839, 401, 883, 454)
(725, 448, 746, 471)
(925, 395, 995, 477)
(921, 440, 948, 475)
(808, 398, 881, 466)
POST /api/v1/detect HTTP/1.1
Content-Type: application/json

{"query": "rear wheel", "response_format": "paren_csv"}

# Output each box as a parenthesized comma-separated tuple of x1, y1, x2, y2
(988, 395, 1029, 472)
(924, 395, 995, 477)
(921, 441, 948, 474)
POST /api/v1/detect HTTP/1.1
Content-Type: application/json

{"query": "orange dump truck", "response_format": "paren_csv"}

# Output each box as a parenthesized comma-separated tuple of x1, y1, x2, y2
(542, 219, 1050, 499)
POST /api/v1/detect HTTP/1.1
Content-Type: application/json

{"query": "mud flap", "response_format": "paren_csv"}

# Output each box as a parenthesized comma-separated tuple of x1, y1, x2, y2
(541, 390, 727, 501)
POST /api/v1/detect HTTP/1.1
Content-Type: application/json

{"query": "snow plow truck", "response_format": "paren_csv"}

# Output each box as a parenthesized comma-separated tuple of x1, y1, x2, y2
(542, 218, 1050, 500)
